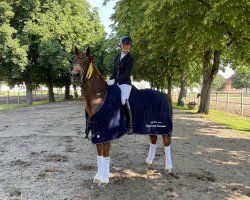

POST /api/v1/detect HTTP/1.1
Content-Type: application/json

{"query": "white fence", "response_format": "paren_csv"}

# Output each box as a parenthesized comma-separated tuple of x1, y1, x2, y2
(172, 92, 250, 117)
(0, 89, 67, 105)
(2, 88, 250, 117)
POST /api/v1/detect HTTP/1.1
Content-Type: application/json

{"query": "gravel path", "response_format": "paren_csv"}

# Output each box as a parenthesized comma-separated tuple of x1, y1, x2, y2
(0, 100, 249, 200)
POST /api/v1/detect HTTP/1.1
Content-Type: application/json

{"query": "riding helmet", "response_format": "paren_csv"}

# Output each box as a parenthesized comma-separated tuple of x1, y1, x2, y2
(119, 36, 132, 45)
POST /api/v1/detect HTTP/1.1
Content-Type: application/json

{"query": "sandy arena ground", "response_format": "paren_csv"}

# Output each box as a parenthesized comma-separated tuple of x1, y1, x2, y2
(0, 100, 249, 200)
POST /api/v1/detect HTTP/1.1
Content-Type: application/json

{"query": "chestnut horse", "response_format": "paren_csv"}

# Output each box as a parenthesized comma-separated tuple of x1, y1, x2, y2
(71, 47, 173, 187)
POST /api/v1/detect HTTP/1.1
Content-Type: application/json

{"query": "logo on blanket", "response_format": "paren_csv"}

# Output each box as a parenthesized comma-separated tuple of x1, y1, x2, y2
(146, 121, 167, 128)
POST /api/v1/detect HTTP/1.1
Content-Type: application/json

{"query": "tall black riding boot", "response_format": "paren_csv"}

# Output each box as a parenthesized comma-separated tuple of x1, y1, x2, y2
(123, 99, 133, 134)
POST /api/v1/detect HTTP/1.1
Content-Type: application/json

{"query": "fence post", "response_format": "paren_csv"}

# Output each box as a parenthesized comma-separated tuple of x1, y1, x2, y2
(241, 93, 244, 116)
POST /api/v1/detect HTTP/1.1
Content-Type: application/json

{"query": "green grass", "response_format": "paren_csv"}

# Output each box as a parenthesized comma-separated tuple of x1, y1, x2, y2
(0, 104, 28, 111)
(172, 102, 197, 113)
(0, 91, 26, 96)
(33, 100, 50, 106)
(203, 110, 250, 135)
(173, 101, 250, 135)
(32, 98, 64, 106)
(0, 98, 65, 112)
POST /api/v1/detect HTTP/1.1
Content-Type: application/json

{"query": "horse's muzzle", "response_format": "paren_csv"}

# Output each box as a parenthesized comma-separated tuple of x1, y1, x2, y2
(71, 72, 82, 84)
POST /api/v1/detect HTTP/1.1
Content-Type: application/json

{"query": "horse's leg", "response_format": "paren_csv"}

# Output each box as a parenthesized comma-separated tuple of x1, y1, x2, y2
(98, 141, 111, 187)
(93, 144, 103, 183)
(162, 135, 173, 172)
(146, 135, 158, 165)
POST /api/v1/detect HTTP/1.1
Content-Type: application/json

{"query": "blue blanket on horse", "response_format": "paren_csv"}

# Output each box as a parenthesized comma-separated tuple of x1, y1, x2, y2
(86, 85, 173, 144)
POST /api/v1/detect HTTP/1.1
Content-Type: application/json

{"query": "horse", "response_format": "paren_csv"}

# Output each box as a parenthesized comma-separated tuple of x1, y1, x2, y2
(71, 47, 173, 187)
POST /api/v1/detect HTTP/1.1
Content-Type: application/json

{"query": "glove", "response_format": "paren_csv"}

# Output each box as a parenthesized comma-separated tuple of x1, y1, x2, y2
(106, 79, 115, 85)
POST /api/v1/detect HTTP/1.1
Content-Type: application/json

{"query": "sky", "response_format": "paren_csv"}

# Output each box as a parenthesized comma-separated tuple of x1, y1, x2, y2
(86, 0, 235, 79)
(86, 0, 117, 35)
(218, 67, 235, 78)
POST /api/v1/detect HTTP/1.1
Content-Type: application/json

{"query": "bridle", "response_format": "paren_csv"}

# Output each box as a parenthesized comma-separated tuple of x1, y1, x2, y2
(73, 55, 108, 96)
(73, 55, 90, 82)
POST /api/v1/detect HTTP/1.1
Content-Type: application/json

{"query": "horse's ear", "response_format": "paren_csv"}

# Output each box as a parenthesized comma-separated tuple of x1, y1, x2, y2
(74, 47, 81, 56)
(86, 47, 90, 57)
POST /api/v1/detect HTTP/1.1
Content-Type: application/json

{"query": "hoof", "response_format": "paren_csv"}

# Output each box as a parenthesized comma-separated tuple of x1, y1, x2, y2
(165, 166, 172, 173)
(145, 158, 153, 165)
(98, 181, 109, 188)
(93, 178, 100, 183)
(126, 128, 133, 135)
(93, 174, 102, 183)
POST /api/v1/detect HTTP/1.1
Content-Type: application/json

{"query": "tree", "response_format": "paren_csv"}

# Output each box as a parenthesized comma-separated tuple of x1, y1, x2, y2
(23, 0, 105, 102)
(211, 74, 225, 91)
(233, 72, 250, 92)
(1, 0, 105, 103)
(107, 0, 250, 114)
(0, 1, 27, 86)
(106, 0, 204, 96)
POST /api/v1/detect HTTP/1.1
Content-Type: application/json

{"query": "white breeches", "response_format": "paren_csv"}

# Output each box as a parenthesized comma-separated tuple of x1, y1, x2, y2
(118, 84, 132, 105)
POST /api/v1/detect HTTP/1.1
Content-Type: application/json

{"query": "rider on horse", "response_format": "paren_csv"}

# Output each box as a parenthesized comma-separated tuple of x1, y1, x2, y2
(71, 45, 173, 187)
(106, 36, 134, 133)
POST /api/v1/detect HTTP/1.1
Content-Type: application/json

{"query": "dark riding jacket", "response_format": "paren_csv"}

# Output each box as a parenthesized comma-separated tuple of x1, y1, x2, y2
(110, 52, 134, 85)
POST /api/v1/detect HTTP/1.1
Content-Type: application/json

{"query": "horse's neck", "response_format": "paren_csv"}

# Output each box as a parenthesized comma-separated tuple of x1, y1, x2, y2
(84, 67, 107, 117)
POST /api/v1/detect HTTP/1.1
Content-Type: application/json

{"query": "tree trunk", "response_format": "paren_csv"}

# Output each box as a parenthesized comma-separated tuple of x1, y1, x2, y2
(167, 75, 172, 101)
(73, 85, 78, 98)
(47, 82, 55, 102)
(47, 69, 55, 102)
(177, 71, 187, 106)
(64, 84, 70, 100)
(198, 50, 220, 114)
(25, 82, 33, 105)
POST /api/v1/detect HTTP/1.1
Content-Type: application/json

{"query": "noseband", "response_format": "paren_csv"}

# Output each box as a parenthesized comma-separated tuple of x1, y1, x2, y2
(73, 64, 88, 83)
(73, 56, 92, 83)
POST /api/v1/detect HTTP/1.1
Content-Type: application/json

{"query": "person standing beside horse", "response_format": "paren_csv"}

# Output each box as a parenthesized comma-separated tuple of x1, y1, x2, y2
(106, 36, 134, 133)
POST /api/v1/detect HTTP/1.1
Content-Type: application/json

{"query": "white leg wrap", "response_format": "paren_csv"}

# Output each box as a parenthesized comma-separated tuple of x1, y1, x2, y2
(101, 157, 110, 183)
(93, 155, 103, 182)
(164, 146, 173, 172)
(146, 144, 157, 165)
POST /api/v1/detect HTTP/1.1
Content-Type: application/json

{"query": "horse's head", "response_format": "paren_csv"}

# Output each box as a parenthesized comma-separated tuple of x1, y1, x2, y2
(71, 47, 93, 84)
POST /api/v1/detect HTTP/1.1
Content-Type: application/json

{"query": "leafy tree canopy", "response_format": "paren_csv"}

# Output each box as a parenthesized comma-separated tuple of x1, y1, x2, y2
(233, 72, 250, 91)
(212, 74, 225, 91)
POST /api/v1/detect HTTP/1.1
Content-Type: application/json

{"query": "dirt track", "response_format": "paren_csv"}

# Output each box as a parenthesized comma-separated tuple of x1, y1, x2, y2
(0, 100, 249, 200)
